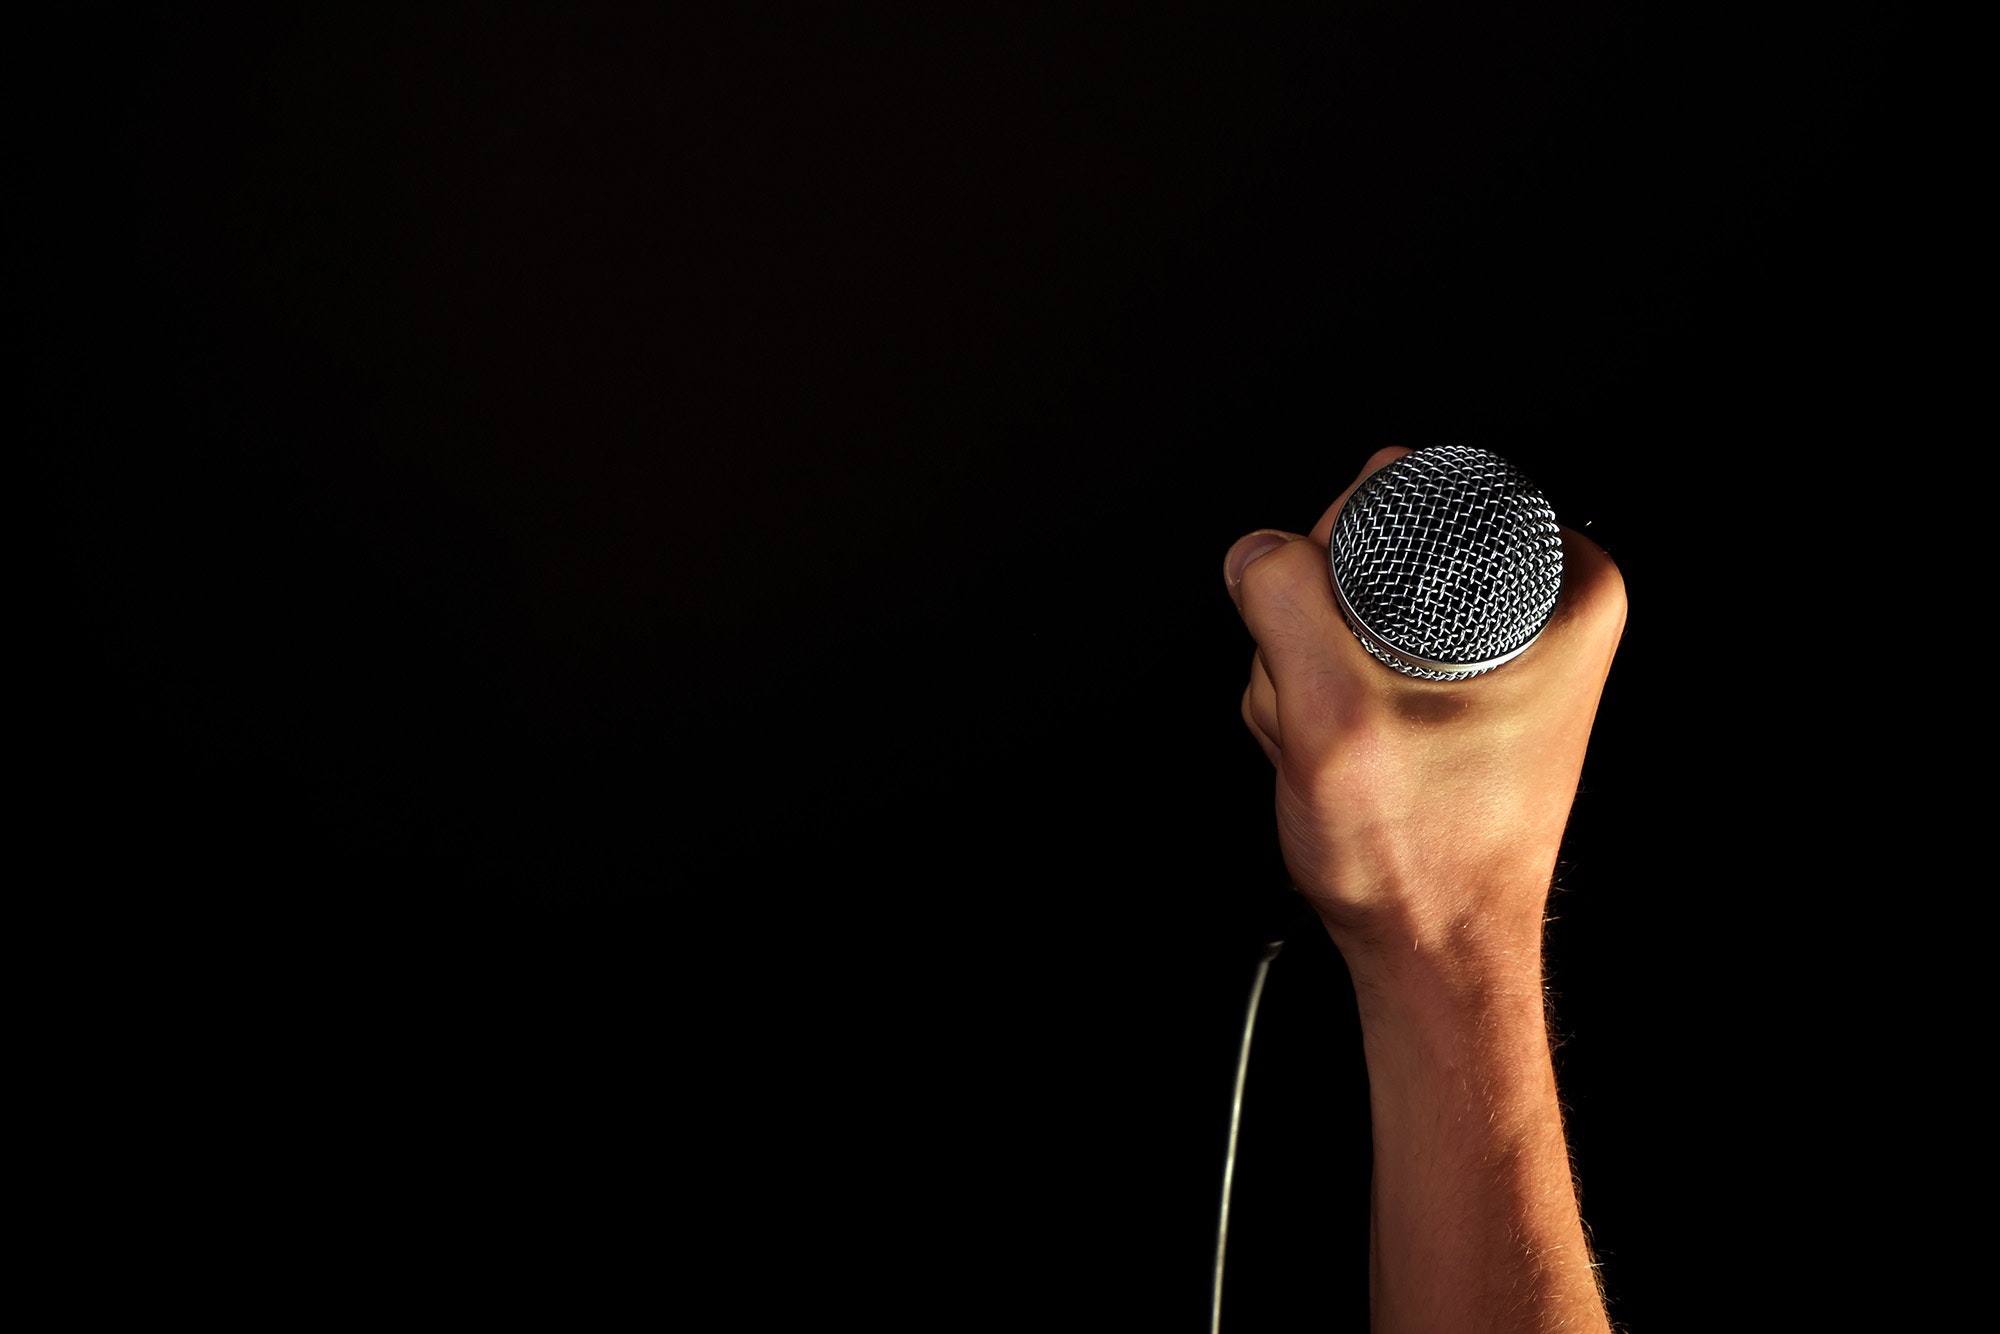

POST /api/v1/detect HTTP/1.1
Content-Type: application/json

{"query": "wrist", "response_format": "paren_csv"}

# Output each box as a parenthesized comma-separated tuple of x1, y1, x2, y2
(1317, 895, 1552, 1036)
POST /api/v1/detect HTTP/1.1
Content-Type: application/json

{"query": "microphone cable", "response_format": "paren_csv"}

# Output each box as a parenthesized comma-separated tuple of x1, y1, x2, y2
(1211, 933, 1287, 1334)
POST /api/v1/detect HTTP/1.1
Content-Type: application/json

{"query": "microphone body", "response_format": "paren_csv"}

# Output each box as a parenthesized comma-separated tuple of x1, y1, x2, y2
(1328, 445, 1564, 681)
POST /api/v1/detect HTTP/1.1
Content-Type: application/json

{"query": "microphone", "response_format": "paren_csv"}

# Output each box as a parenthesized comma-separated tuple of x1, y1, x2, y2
(1328, 444, 1565, 681)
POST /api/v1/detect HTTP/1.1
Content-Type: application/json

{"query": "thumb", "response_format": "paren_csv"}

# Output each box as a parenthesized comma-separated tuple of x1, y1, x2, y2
(1222, 529, 1295, 609)
(1223, 528, 1361, 760)
(1225, 530, 1350, 679)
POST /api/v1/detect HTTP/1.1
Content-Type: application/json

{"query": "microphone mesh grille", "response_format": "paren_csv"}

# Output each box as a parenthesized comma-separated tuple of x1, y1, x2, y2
(1329, 445, 1564, 681)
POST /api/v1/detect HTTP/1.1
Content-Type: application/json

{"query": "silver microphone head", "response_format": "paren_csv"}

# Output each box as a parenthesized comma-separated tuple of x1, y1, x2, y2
(1329, 444, 1564, 681)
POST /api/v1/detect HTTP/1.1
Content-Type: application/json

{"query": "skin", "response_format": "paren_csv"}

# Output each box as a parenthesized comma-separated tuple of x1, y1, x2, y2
(1223, 447, 1627, 1333)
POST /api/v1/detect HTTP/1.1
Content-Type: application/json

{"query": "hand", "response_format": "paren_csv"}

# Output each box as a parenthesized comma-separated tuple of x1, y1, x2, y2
(1222, 446, 1628, 985)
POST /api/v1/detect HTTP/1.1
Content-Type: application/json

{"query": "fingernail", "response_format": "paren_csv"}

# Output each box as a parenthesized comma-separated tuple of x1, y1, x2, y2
(1225, 531, 1290, 590)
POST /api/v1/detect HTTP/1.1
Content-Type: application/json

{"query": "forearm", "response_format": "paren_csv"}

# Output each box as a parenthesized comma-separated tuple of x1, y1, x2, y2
(1341, 918, 1609, 1334)
(1224, 455, 1628, 1330)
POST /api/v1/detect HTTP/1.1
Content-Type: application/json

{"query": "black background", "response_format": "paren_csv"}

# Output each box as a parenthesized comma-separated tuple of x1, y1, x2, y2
(55, 4, 1943, 1329)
